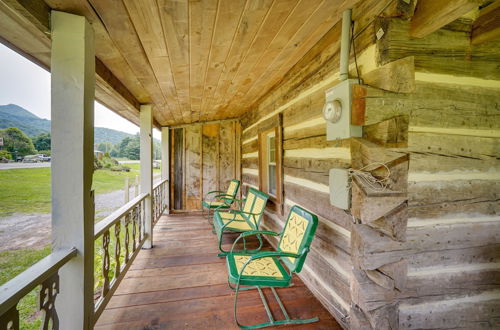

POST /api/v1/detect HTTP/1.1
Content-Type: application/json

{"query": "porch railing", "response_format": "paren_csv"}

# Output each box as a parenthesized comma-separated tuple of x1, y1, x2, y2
(0, 178, 170, 328)
(93, 192, 148, 322)
(0, 248, 77, 329)
(153, 179, 168, 224)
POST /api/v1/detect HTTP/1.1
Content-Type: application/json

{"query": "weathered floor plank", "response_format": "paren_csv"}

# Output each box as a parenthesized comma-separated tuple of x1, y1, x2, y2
(95, 213, 341, 329)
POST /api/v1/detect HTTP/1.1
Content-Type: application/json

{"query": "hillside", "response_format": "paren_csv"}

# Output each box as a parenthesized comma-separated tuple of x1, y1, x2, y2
(0, 104, 133, 144)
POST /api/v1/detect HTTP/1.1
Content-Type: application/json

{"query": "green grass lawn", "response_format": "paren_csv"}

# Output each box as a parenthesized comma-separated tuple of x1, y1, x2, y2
(0, 164, 160, 217)
(0, 246, 51, 329)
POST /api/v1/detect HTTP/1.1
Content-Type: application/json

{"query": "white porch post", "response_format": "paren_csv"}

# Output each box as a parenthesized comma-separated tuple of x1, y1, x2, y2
(140, 104, 153, 248)
(161, 126, 170, 213)
(51, 11, 95, 328)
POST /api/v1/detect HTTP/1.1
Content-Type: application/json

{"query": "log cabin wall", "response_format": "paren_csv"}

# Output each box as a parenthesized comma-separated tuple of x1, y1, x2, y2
(239, 0, 500, 329)
(169, 120, 241, 211)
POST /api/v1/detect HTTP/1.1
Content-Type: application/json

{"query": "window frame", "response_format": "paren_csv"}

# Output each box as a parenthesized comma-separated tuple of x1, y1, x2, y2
(257, 115, 283, 214)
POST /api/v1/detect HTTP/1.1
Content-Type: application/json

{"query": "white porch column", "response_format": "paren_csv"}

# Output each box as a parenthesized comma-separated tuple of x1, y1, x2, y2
(161, 126, 170, 213)
(140, 104, 153, 248)
(51, 11, 95, 328)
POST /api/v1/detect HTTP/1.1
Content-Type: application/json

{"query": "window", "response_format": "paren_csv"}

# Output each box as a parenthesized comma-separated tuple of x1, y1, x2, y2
(267, 132, 277, 196)
(258, 118, 283, 213)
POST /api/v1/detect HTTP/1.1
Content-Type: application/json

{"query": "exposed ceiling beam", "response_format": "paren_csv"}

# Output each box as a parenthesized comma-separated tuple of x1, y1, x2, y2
(410, 0, 483, 38)
(2, 0, 50, 34)
(0, 0, 152, 127)
(471, 1, 500, 45)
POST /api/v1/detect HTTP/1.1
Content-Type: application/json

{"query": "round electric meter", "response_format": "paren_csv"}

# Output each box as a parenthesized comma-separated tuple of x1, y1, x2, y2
(323, 99, 342, 123)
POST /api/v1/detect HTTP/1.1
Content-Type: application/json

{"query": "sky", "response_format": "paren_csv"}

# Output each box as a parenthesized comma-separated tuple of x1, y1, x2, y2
(0, 43, 160, 139)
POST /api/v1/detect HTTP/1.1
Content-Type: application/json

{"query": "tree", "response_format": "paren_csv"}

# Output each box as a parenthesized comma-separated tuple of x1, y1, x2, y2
(32, 132, 51, 151)
(0, 127, 36, 157)
(123, 136, 140, 160)
(97, 142, 113, 153)
(118, 136, 132, 157)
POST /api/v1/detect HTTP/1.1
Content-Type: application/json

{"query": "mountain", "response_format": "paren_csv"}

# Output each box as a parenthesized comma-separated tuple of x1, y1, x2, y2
(0, 104, 50, 136)
(0, 104, 133, 145)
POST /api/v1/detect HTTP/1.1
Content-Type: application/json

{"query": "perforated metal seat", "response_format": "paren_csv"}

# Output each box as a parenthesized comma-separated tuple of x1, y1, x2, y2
(225, 205, 319, 329)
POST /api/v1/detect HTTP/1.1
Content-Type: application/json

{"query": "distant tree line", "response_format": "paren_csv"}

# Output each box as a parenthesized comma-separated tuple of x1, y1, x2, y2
(95, 134, 161, 160)
(0, 127, 160, 161)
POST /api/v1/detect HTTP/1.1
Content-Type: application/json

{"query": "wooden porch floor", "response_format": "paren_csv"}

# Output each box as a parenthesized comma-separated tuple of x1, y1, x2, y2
(95, 213, 341, 329)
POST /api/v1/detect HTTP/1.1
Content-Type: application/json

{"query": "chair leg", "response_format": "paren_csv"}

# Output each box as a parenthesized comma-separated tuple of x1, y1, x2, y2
(233, 281, 319, 329)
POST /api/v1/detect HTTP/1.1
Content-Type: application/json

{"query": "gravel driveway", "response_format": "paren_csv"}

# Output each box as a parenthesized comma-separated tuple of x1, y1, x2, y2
(0, 162, 51, 170)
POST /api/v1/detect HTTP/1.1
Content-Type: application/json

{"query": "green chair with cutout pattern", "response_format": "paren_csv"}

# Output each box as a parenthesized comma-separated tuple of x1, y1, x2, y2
(202, 179, 240, 224)
(213, 187, 269, 257)
(225, 205, 319, 329)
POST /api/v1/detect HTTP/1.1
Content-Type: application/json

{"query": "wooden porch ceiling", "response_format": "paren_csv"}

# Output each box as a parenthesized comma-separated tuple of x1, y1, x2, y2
(0, 0, 359, 126)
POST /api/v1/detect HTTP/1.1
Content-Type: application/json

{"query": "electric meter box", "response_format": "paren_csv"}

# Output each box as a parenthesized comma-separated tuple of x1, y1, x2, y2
(324, 79, 362, 140)
(329, 168, 350, 210)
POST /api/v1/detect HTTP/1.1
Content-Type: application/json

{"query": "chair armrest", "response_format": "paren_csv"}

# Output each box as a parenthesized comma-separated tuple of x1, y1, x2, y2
(214, 194, 234, 199)
(205, 190, 225, 197)
(229, 230, 279, 254)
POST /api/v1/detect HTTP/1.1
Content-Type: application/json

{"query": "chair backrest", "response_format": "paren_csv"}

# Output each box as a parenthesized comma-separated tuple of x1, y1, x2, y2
(242, 188, 269, 227)
(223, 179, 240, 203)
(277, 205, 318, 273)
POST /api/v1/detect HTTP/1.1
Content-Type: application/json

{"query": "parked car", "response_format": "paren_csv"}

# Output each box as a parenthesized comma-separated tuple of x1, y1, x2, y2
(23, 154, 44, 163)
(38, 154, 51, 162)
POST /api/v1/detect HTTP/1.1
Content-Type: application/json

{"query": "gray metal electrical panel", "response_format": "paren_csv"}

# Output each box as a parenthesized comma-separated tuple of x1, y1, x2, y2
(324, 79, 362, 140)
(329, 168, 350, 210)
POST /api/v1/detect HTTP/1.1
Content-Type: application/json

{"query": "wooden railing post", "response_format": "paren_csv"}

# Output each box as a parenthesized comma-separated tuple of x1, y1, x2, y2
(124, 176, 130, 203)
(161, 126, 170, 214)
(50, 11, 95, 328)
(140, 104, 153, 248)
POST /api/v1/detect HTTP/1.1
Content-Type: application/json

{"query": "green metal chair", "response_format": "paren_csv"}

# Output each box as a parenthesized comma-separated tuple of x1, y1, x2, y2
(202, 179, 240, 224)
(213, 187, 269, 256)
(225, 205, 319, 329)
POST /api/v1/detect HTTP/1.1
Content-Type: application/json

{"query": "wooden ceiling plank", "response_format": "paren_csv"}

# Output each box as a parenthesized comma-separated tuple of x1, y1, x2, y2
(198, 0, 247, 121)
(410, 0, 483, 38)
(122, 0, 183, 124)
(471, 1, 500, 45)
(0, 0, 146, 125)
(45, 0, 150, 103)
(88, 0, 172, 124)
(158, 0, 191, 123)
(229, 0, 360, 116)
(217, 0, 322, 117)
(189, 0, 218, 123)
(203, 0, 274, 121)
(218, 0, 322, 118)
(209, 0, 298, 118)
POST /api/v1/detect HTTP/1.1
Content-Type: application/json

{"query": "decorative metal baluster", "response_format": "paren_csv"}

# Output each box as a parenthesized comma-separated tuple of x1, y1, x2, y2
(39, 273, 59, 330)
(102, 230, 111, 296)
(114, 222, 121, 278)
(132, 207, 137, 252)
(137, 202, 143, 242)
(124, 213, 130, 263)
(0, 305, 19, 330)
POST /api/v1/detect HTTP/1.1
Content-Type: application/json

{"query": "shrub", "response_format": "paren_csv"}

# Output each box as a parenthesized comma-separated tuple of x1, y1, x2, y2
(0, 150, 12, 160)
